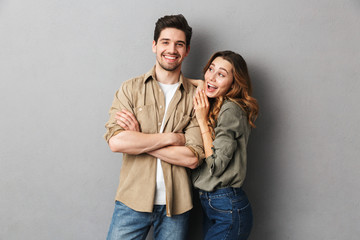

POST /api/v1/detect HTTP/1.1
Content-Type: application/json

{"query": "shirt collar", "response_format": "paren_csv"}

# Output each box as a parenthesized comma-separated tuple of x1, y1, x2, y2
(143, 66, 190, 94)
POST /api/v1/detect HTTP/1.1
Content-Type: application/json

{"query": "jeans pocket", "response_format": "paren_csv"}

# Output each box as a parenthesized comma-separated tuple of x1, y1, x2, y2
(237, 202, 253, 238)
(208, 195, 233, 214)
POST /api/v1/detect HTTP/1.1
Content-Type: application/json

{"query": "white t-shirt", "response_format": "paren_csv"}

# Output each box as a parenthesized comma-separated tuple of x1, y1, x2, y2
(154, 81, 179, 205)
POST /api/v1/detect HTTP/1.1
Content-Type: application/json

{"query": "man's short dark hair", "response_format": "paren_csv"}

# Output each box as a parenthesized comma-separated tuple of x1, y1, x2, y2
(154, 14, 192, 47)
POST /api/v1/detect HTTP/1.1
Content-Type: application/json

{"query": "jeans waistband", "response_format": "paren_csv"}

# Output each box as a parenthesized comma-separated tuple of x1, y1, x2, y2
(198, 187, 244, 198)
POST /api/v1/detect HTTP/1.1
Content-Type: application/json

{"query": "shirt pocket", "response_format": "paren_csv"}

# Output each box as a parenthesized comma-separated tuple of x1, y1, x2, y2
(172, 112, 191, 132)
(134, 104, 157, 133)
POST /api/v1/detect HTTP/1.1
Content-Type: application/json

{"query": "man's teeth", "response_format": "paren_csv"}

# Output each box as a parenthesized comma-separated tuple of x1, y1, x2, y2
(165, 56, 176, 60)
(208, 83, 217, 89)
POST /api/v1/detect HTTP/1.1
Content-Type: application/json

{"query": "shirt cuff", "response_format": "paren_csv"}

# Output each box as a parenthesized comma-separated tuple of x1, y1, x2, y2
(205, 147, 217, 175)
(185, 145, 203, 167)
(104, 129, 124, 143)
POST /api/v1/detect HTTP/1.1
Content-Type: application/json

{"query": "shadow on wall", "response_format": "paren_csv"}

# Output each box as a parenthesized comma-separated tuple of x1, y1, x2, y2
(182, 31, 214, 79)
(243, 64, 281, 240)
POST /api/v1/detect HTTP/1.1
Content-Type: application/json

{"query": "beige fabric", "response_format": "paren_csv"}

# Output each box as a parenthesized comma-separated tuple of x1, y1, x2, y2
(104, 66, 204, 216)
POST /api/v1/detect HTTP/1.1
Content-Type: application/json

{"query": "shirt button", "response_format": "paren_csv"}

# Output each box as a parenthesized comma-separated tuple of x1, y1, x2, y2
(159, 105, 163, 109)
(158, 122, 161, 126)
(139, 108, 142, 111)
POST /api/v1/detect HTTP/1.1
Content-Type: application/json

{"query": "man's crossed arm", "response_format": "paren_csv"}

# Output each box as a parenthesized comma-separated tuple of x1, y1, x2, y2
(108, 110, 199, 169)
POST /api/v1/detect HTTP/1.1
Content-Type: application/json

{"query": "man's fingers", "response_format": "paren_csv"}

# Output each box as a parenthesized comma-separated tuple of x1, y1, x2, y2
(121, 110, 138, 125)
(117, 120, 129, 130)
(116, 110, 140, 132)
(119, 113, 133, 125)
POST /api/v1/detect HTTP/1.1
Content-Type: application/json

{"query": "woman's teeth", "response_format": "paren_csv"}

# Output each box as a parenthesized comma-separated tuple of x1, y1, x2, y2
(207, 83, 217, 89)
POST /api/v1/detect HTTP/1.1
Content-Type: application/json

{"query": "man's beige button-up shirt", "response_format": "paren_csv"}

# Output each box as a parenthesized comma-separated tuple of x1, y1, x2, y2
(104, 66, 204, 216)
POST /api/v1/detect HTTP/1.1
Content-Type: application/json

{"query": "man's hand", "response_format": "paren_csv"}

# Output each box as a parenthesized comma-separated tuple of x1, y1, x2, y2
(115, 109, 186, 146)
(115, 109, 140, 132)
(171, 133, 186, 146)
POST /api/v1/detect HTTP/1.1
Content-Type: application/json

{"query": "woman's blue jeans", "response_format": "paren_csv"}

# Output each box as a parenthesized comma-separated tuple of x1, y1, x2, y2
(199, 187, 253, 240)
(106, 201, 189, 240)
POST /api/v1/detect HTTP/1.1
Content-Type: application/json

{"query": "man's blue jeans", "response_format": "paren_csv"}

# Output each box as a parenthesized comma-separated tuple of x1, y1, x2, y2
(106, 201, 190, 240)
(199, 187, 253, 240)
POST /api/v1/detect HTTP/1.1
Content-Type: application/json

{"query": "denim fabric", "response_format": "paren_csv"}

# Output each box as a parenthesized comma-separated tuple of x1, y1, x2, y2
(199, 187, 253, 240)
(106, 201, 190, 240)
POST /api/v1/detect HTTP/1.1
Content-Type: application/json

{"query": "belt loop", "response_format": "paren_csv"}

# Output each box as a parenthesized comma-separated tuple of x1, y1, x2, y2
(199, 190, 209, 199)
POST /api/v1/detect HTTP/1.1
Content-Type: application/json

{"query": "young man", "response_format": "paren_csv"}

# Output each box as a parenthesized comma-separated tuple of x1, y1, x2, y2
(104, 14, 204, 240)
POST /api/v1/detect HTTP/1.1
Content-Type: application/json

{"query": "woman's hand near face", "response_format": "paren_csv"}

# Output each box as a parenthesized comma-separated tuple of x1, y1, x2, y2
(193, 89, 210, 126)
(115, 109, 140, 132)
(194, 89, 214, 158)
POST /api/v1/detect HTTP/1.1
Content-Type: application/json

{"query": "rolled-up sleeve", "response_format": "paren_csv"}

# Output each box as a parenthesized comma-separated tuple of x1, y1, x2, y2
(104, 81, 134, 142)
(206, 106, 246, 177)
(184, 110, 205, 165)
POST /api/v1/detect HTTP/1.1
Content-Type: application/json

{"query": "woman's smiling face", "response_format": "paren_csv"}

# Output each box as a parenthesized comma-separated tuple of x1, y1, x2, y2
(204, 57, 234, 98)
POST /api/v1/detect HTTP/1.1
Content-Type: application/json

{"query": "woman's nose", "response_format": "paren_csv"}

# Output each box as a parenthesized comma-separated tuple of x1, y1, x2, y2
(209, 73, 216, 82)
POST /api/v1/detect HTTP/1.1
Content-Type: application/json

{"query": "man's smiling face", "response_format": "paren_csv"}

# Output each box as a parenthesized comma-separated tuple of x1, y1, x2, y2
(152, 27, 190, 72)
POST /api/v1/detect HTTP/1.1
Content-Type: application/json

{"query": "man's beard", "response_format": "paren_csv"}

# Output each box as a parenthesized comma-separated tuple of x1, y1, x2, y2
(157, 54, 181, 72)
(158, 61, 181, 71)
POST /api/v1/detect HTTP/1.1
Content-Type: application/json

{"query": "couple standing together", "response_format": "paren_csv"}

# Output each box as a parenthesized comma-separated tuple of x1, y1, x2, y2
(104, 14, 259, 240)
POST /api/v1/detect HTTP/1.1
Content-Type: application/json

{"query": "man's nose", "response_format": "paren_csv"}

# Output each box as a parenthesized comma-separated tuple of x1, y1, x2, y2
(168, 43, 177, 53)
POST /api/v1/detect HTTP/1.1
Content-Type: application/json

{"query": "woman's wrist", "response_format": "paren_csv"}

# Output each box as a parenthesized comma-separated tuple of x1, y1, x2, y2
(201, 129, 210, 135)
(198, 119, 207, 127)
(199, 125, 210, 134)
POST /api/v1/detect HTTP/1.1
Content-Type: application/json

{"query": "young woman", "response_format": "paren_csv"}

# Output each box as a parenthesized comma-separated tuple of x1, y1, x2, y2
(190, 50, 259, 240)
(114, 50, 259, 240)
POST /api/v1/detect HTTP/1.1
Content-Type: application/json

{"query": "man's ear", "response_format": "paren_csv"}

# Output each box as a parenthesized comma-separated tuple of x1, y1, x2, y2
(152, 40, 157, 53)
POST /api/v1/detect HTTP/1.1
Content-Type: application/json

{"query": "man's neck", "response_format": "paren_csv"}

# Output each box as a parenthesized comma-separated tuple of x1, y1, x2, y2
(154, 64, 182, 85)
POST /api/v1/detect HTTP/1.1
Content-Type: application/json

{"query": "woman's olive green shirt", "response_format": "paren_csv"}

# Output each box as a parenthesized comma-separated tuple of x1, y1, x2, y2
(192, 100, 251, 192)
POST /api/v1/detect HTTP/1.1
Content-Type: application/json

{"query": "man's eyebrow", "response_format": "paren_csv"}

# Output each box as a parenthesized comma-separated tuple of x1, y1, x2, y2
(159, 38, 186, 45)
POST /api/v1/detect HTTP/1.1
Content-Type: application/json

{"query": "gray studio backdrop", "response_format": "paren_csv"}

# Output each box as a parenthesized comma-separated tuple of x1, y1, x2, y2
(1, 0, 359, 239)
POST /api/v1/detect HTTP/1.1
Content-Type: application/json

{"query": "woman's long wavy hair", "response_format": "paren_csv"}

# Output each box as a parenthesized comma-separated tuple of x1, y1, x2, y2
(204, 51, 259, 137)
